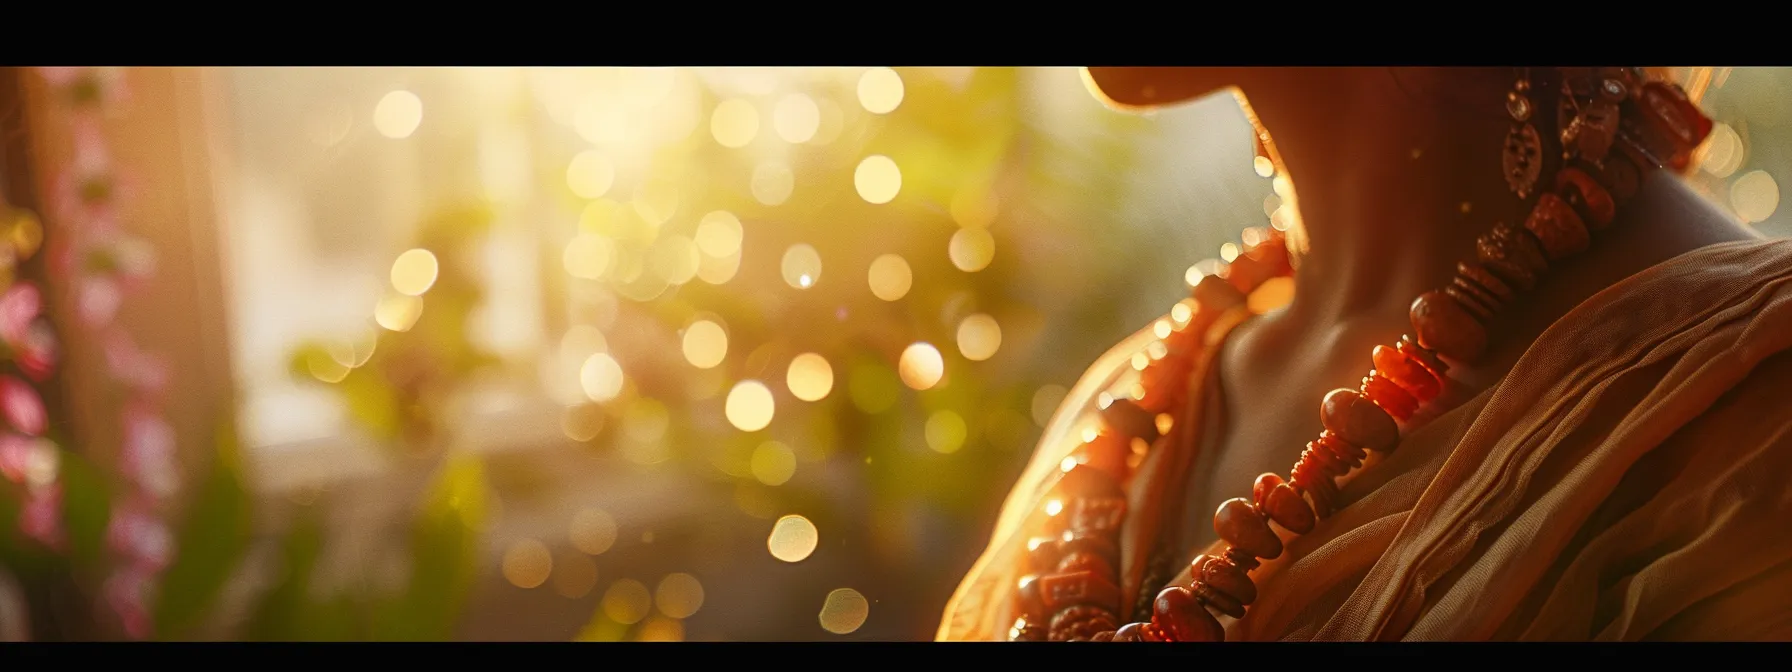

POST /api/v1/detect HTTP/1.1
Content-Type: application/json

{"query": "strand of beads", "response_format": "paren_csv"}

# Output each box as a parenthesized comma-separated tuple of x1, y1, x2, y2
(1009, 228, 1293, 642)
(1117, 69, 1712, 643)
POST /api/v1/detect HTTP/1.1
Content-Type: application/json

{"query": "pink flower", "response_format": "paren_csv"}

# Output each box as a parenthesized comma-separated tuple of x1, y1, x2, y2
(107, 501, 172, 571)
(121, 405, 178, 500)
(104, 566, 154, 640)
(0, 283, 41, 344)
(0, 376, 45, 437)
(15, 322, 58, 383)
(78, 277, 121, 327)
(19, 483, 64, 550)
(38, 67, 85, 86)
(104, 334, 168, 395)
(0, 433, 30, 483)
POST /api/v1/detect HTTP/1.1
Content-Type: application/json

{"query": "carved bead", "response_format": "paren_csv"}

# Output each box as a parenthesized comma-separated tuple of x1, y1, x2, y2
(1252, 473, 1282, 511)
(1600, 153, 1642, 203)
(1456, 261, 1515, 304)
(1303, 439, 1345, 475)
(1027, 537, 1062, 571)
(1056, 551, 1114, 578)
(1447, 278, 1501, 320)
(1037, 570, 1122, 613)
(1397, 335, 1448, 377)
(1059, 531, 1119, 566)
(1190, 272, 1246, 313)
(1017, 574, 1046, 620)
(1192, 580, 1245, 619)
(1265, 482, 1316, 533)
(1475, 221, 1547, 291)
(1556, 166, 1616, 228)
(1410, 290, 1488, 363)
(1371, 344, 1440, 403)
(1195, 553, 1258, 605)
(1078, 429, 1130, 480)
(1524, 192, 1591, 261)
(1320, 388, 1399, 452)
(1066, 496, 1128, 536)
(1050, 604, 1117, 641)
(1223, 546, 1261, 572)
(1361, 373, 1419, 421)
(1112, 622, 1144, 642)
(1153, 586, 1224, 642)
(1214, 498, 1282, 560)
(1091, 630, 1115, 642)
(1317, 430, 1367, 470)
(1100, 397, 1160, 442)
(1636, 81, 1714, 171)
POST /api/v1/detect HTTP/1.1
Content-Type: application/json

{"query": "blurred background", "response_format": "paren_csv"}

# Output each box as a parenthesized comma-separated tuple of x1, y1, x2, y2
(0, 66, 1784, 642)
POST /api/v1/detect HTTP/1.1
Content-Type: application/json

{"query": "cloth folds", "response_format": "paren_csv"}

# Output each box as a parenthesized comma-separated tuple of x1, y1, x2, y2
(937, 238, 1792, 641)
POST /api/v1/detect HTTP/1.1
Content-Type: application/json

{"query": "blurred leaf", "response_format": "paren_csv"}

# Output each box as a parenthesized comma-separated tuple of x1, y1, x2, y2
(240, 507, 324, 641)
(336, 369, 400, 441)
(57, 448, 113, 569)
(153, 421, 253, 640)
(574, 611, 630, 642)
(375, 451, 488, 641)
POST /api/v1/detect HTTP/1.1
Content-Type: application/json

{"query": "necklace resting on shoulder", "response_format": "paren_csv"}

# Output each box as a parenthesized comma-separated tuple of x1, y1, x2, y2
(1008, 67, 1714, 642)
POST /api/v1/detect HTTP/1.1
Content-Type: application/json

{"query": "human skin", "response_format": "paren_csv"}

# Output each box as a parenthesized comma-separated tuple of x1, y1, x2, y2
(1083, 67, 1761, 565)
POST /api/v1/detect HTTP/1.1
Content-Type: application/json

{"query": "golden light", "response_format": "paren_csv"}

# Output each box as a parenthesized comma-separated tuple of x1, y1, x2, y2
(819, 588, 871, 635)
(566, 151, 616, 199)
(710, 98, 759, 148)
(751, 441, 797, 486)
(725, 380, 776, 432)
(857, 67, 904, 114)
(574, 96, 628, 145)
(752, 162, 795, 206)
(773, 93, 821, 143)
(373, 90, 423, 139)
(649, 235, 701, 285)
(767, 514, 819, 563)
(563, 234, 614, 280)
(1732, 170, 1780, 224)
(389, 248, 439, 296)
(561, 404, 605, 442)
(305, 350, 350, 384)
(655, 573, 706, 619)
(697, 249, 742, 285)
(855, 155, 903, 205)
(1248, 276, 1296, 313)
(681, 320, 729, 369)
(695, 211, 744, 258)
(552, 551, 599, 599)
(570, 508, 619, 556)
(950, 187, 1000, 229)
(813, 97, 845, 146)
(501, 539, 553, 589)
(1264, 194, 1282, 218)
(1700, 123, 1745, 179)
(948, 228, 996, 272)
(1031, 384, 1069, 427)
(1044, 499, 1064, 516)
(925, 410, 968, 454)
(786, 353, 835, 402)
(1254, 155, 1275, 178)
(622, 398, 671, 444)
(781, 244, 823, 289)
(9, 211, 43, 259)
(636, 616, 685, 642)
(898, 342, 945, 390)
(374, 294, 424, 332)
(632, 181, 681, 226)
(580, 353, 625, 403)
(602, 579, 653, 625)
(1220, 242, 1241, 263)
(560, 325, 608, 363)
(956, 313, 1002, 361)
(866, 254, 912, 301)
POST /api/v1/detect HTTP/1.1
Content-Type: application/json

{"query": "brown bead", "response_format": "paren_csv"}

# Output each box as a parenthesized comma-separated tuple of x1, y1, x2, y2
(1410, 290, 1488, 363)
(1397, 335, 1449, 377)
(1524, 192, 1591, 261)
(1320, 388, 1399, 452)
(1251, 473, 1283, 512)
(1317, 430, 1367, 470)
(1475, 222, 1546, 292)
(1100, 397, 1159, 442)
(1223, 546, 1261, 572)
(1010, 616, 1047, 641)
(1600, 152, 1642, 203)
(1447, 278, 1501, 320)
(1195, 554, 1258, 605)
(1050, 604, 1117, 641)
(1361, 373, 1419, 421)
(1017, 574, 1046, 620)
(1091, 630, 1115, 642)
(1456, 261, 1515, 304)
(1303, 439, 1345, 475)
(1636, 81, 1714, 171)
(1288, 452, 1326, 496)
(1191, 272, 1245, 313)
(1135, 359, 1186, 414)
(1307, 474, 1340, 519)
(1153, 586, 1224, 642)
(1371, 344, 1440, 404)
(1213, 498, 1282, 560)
(1223, 253, 1279, 295)
(1059, 531, 1120, 567)
(1112, 622, 1144, 642)
(1026, 537, 1062, 571)
(1264, 482, 1316, 533)
(1556, 166, 1616, 228)
(1139, 622, 1170, 642)
(1056, 551, 1114, 578)
(1055, 464, 1123, 501)
(1066, 496, 1128, 536)
(1078, 429, 1130, 480)
(1192, 580, 1246, 619)
(1037, 570, 1122, 613)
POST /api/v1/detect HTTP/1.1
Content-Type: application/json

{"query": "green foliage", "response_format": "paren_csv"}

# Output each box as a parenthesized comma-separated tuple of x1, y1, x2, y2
(373, 451, 488, 641)
(153, 422, 253, 640)
(56, 447, 113, 570)
(239, 507, 323, 641)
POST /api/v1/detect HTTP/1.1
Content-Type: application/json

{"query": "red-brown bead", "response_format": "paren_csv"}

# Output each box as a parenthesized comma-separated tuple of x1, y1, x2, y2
(1050, 604, 1118, 641)
(1223, 253, 1279, 295)
(1397, 335, 1448, 378)
(1524, 192, 1591, 261)
(1192, 580, 1245, 619)
(1251, 473, 1283, 511)
(1026, 537, 1062, 571)
(1056, 551, 1114, 578)
(1139, 623, 1170, 642)
(1264, 482, 1316, 533)
(1066, 496, 1128, 536)
(1475, 222, 1546, 292)
(1135, 359, 1186, 414)
(1361, 373, 1419, 421)
(1153, 586, 1224, 642)
(1556, 166, 1616, 228)
(1410, 289, 1489, 363)
(1194, 553, 1257, 606)
(1112, 622, 1144, 642)
(1371, 344, 1441, 403)
(1191, 272, 1245, 313)
(1017, 574, 1045, 620)
(1446, 279, 1501, 322)
(1457, 261, 1516, 304)
(1010, 616, 1047, 641)
(1317, 430, 1367, 470)
(1319, 388, 1399, 452)
(1059, 532, 1119, 568)
(1055, 464, 1124, 501)
(1077, 429, 1130, 480)
(1037, 570, 1122, 613)
(1214, 498, 1282, 560)
(1099, 397, 1160, 442)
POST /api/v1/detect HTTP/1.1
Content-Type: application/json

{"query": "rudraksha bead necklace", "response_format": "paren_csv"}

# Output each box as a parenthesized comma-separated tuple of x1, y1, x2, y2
(1008, 67, 1714, 643)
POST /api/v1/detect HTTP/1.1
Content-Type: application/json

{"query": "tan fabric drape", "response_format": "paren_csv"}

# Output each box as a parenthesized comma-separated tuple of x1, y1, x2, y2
(938, 238, 1792, 642)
